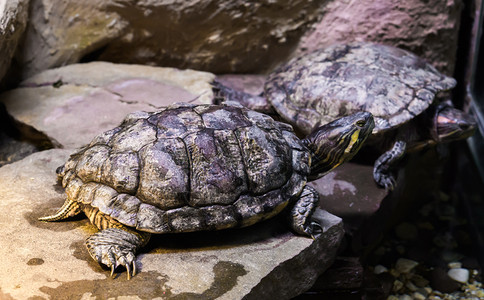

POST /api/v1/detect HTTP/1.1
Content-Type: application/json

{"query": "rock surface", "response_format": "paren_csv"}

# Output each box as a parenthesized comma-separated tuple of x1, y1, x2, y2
(0, 149, 344, 299)
(0, 0, 28, 83)
(0, 62, 346, 299)
(0, 62, 215, 148)
(15, 0, 328, 79)
(295, 0, 462, 75)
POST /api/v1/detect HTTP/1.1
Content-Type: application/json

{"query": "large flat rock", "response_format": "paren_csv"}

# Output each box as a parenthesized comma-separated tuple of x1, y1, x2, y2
(0, 149, 344, 299)
(0, 62, 215, 149)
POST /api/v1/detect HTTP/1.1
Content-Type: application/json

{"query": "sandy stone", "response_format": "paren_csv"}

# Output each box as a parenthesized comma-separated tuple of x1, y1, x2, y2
(0, 62, 215, 149)
(0, 149, 344, 299)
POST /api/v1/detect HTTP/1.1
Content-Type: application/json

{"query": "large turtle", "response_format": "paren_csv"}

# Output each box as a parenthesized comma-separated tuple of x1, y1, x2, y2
(213, 42, 476, 190)
(40, 102, 374, 279)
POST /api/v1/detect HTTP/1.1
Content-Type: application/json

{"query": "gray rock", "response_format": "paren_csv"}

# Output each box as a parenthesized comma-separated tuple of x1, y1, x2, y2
(0, 62, 215, 148)
(0, 0, 28, 83)
(15, 0, 328, 79)
(447, 268, 469, 284)
(395, 258, 419, 274)
(295, 0, 462, 75)
(0, 149, 344, 299)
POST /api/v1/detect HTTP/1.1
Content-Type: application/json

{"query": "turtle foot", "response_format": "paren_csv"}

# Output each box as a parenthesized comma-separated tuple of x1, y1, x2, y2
(86, 228, 146, 280)
(290, 186, 322, 238)
(373, 140, 406, 191)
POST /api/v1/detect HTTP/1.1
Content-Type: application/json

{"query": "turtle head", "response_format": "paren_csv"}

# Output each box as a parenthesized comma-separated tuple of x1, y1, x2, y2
(303, 111, 375, 180)
(433, 103, 476, 143)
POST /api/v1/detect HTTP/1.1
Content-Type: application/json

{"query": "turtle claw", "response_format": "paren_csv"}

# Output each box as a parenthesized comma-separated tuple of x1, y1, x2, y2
(86, 228, 143, 280)
(308, 221, 323, 240)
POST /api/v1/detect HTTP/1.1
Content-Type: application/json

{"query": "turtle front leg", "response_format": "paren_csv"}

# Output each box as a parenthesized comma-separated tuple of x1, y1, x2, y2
(86, 228, 151, 280)
(373, 140, 406, 191)
(290, 185, 322, 239)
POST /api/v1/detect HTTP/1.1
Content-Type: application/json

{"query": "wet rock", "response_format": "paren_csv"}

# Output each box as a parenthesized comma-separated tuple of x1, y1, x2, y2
(296, 0, 462, 75)
(15, 0, 328, 79)
(308, 257, 364, 291)
(0, 0, 28, 83)
(374, 265, 389, 274)
(447, 268, 469, 284)
(0, 62, 215, 149)
(395, 258, 419, 274)
(310, 163, 388, 227)
(0, 149, 344, 299)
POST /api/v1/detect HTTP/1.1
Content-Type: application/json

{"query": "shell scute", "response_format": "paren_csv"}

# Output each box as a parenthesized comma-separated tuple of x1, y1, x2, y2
(74, 145, 110, 184)
(109, 119, 157, 152)
(137, 137, 189, 210)
(235, 125, 292, 194)
(148, 107, 203, 139)
(136, 203, 169, 233)
(184, 128, 247, 206)
(101, 151, 140, 194)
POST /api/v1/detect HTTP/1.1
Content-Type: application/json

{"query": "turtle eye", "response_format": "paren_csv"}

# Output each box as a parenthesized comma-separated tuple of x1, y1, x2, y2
(355, 120, 366, 128)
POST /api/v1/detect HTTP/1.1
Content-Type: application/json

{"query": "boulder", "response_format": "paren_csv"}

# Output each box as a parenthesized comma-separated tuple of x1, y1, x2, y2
(0, 62, 215, 148)
(0, 0, 28, 83)
(295, 0, 463, 75)
(15, 0, 328, 79)
(0, 149, 344, 299)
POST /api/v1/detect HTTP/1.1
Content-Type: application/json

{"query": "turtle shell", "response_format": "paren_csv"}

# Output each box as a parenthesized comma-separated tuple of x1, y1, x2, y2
(264, 42, 456, 135)
(59, 103, 310, 234)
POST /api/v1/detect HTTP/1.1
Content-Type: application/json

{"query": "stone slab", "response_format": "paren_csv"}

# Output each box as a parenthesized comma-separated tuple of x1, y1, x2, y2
(0, 149, 344, 299)
(0, 62, 215, 149)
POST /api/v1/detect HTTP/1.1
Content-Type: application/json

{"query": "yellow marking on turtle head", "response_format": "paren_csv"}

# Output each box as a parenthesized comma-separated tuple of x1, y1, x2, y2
(345, 129, 360, 154)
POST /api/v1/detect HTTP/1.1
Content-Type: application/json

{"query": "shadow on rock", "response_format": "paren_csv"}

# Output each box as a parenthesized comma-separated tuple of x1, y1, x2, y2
(38, 261, 246, 300)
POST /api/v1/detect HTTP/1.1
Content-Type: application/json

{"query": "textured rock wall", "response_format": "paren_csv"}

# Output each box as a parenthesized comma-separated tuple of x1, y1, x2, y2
(0, 0, 28, 83)
(295, 0, 463, 75)
(14, 0, 328, 79)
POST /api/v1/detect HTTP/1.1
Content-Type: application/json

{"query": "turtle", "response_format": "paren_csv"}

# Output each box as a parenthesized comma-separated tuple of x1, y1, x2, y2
(212, 42, 476, 190)
(39, 102, 374, 279)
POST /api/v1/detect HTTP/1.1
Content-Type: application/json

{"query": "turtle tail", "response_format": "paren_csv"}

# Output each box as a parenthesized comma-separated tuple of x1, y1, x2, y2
(39, 198, 81, 222)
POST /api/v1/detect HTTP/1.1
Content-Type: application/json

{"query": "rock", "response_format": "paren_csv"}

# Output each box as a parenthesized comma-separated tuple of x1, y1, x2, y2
(0, 149, 344, 299)
(0, 0, 28, 83)
(0, 62, 215, 149)
(296, 0, 462, 75)
(374, 265, 389, 274)
(430, 267, 461, 293)
(395, 258, 419, 274)
(216, 74, 266, 97)
(447, 268, 469, 284)
(448, 262, 462, 269)
(15, 0, 328, 79)
(308, 257, 364, 291)
(412, 292, 426, 300)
